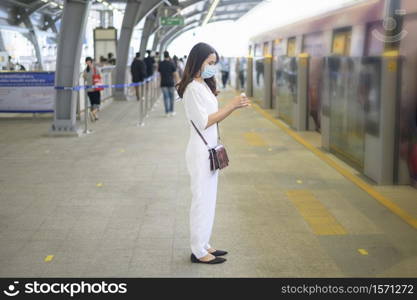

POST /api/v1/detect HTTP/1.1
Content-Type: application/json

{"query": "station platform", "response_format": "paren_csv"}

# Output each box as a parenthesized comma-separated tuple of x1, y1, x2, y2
(0, 89, 417, 278)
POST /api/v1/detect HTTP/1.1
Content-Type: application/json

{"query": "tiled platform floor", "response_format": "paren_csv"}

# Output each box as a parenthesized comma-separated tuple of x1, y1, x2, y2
(0, 88, 416, 277)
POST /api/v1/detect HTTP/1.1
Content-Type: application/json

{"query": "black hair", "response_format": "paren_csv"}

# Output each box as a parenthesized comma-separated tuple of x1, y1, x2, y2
(163, 51, 170, 58)
(85, 57, 93, 72)
(135, 52, 140, 58)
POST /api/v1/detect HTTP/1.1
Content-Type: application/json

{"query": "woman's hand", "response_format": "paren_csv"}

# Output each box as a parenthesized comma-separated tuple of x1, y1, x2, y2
(207, 94, 251, 129)
(231, 93, 251, 110)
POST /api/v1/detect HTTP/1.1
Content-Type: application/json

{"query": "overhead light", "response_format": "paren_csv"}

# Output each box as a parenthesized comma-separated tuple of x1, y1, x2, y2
(59, 5, 64, 9)
(41, 0, 48, 3)
(50, 2, 58, 7)
(103, 2, 109, 6)
(202, 0, 220, 26)
(97, 0, 103, 2)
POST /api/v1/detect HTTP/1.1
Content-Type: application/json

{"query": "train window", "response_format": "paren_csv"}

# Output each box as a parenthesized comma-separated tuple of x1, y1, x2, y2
(287, 37, 296, 57)
(263, 42, 270, 56)
(365, 21, 384, 56)
(302, 32, 324, 57)
(254, 44, 262, 57)
(332, 28, 352, 56)
(274, 38, 286, 56)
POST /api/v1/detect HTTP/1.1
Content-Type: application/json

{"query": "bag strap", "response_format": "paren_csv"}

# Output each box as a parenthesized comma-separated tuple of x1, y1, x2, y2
(191, 120, 222, 147)
(190, 120, 211, 149)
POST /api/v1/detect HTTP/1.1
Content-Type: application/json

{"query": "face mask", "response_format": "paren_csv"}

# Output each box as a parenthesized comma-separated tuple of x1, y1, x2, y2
(201, 64, 217, 79)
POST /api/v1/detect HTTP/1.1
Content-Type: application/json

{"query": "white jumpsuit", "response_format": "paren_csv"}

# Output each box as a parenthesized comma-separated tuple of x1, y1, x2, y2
(183, 79, 219, 259)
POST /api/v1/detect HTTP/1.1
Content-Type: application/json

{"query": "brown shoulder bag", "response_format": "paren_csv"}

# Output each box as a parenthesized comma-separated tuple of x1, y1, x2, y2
(190, 120, 229, 171)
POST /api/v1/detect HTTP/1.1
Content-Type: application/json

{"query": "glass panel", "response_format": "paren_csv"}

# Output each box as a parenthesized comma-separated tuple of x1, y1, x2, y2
(253, 57, 265, 101)
(238, 57, 247, 91)
(275, 55, 298, 126)
(308, 57, 324, 132)
(323, 56, 381, 170)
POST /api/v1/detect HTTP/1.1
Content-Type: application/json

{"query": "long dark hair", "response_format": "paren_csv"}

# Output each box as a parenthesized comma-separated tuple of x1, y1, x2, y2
(176, 42, 219, 98)
(85, 57, 93, 72)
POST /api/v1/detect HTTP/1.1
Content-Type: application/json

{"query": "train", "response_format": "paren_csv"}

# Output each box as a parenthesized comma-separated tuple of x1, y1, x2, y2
(242, 0, 417, 187)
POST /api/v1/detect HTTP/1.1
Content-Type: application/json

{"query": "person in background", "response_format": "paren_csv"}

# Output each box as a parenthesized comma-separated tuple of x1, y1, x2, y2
(107, 52, 116, 65)
(158, 51, 179, 117)
(238, 56, 246, 90)
(155, 51, 160, 65)
(7, 56, 15, 71)
(219, 56, 230, 89)
(172, 55, 179, 69)
(16, 62, 26, 71)
(144, 50, 155, 78)
(177, 58, 185, 78)
(83, 57, 101, 122)
(130, 52, 147, 101)
(99, 56, 108, 66)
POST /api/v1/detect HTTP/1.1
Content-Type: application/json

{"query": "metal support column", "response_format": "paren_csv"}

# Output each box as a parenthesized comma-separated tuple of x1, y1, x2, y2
(19, 10, 44, 70)
(114, 0, 161, 100)
(139, 15, 156, 60)
(114, 0, 142, 101)
(0, 31, 6, 51)
(49, 0, 91, 135)
(152, 30, 160, 52)
(364, 54, 400, 184)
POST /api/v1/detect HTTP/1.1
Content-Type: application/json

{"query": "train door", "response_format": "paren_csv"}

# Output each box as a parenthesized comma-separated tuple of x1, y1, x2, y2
(364, 21, 384, 56)
(332, 28, 352, 56)
(302, 32, 325, 132)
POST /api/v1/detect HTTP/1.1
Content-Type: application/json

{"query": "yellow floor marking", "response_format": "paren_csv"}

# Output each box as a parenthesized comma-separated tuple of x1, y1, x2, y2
(251, 102, 417, 230)
(268, 148, 273, 151)
(119, 149, 126, 153)
(287, 190, 347, 235)
(297, 180, 303, 184)
(244, 132, 267, 146)
(44, 255, 54, 262)
(96, 182, 103, 187)
(358, 249, 369, 255)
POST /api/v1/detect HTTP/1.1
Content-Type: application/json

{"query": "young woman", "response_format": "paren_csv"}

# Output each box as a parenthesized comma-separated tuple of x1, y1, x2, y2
(176, 43, 250, 264)
(83, 57, 101, 122)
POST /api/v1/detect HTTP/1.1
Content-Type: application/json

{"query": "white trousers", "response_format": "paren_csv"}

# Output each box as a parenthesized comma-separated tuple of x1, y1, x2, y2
(186, 143, 219, 259)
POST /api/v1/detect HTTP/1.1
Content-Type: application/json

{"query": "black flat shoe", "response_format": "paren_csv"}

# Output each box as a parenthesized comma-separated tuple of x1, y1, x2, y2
(209, 250, 228, 256)
(190, 254, 226, 264)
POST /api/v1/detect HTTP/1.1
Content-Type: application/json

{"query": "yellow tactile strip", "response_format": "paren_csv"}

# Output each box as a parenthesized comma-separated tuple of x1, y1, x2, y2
(251, 102, 417, 230)
(244, 132, 267, 146)
(287, 190, 347, 235)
